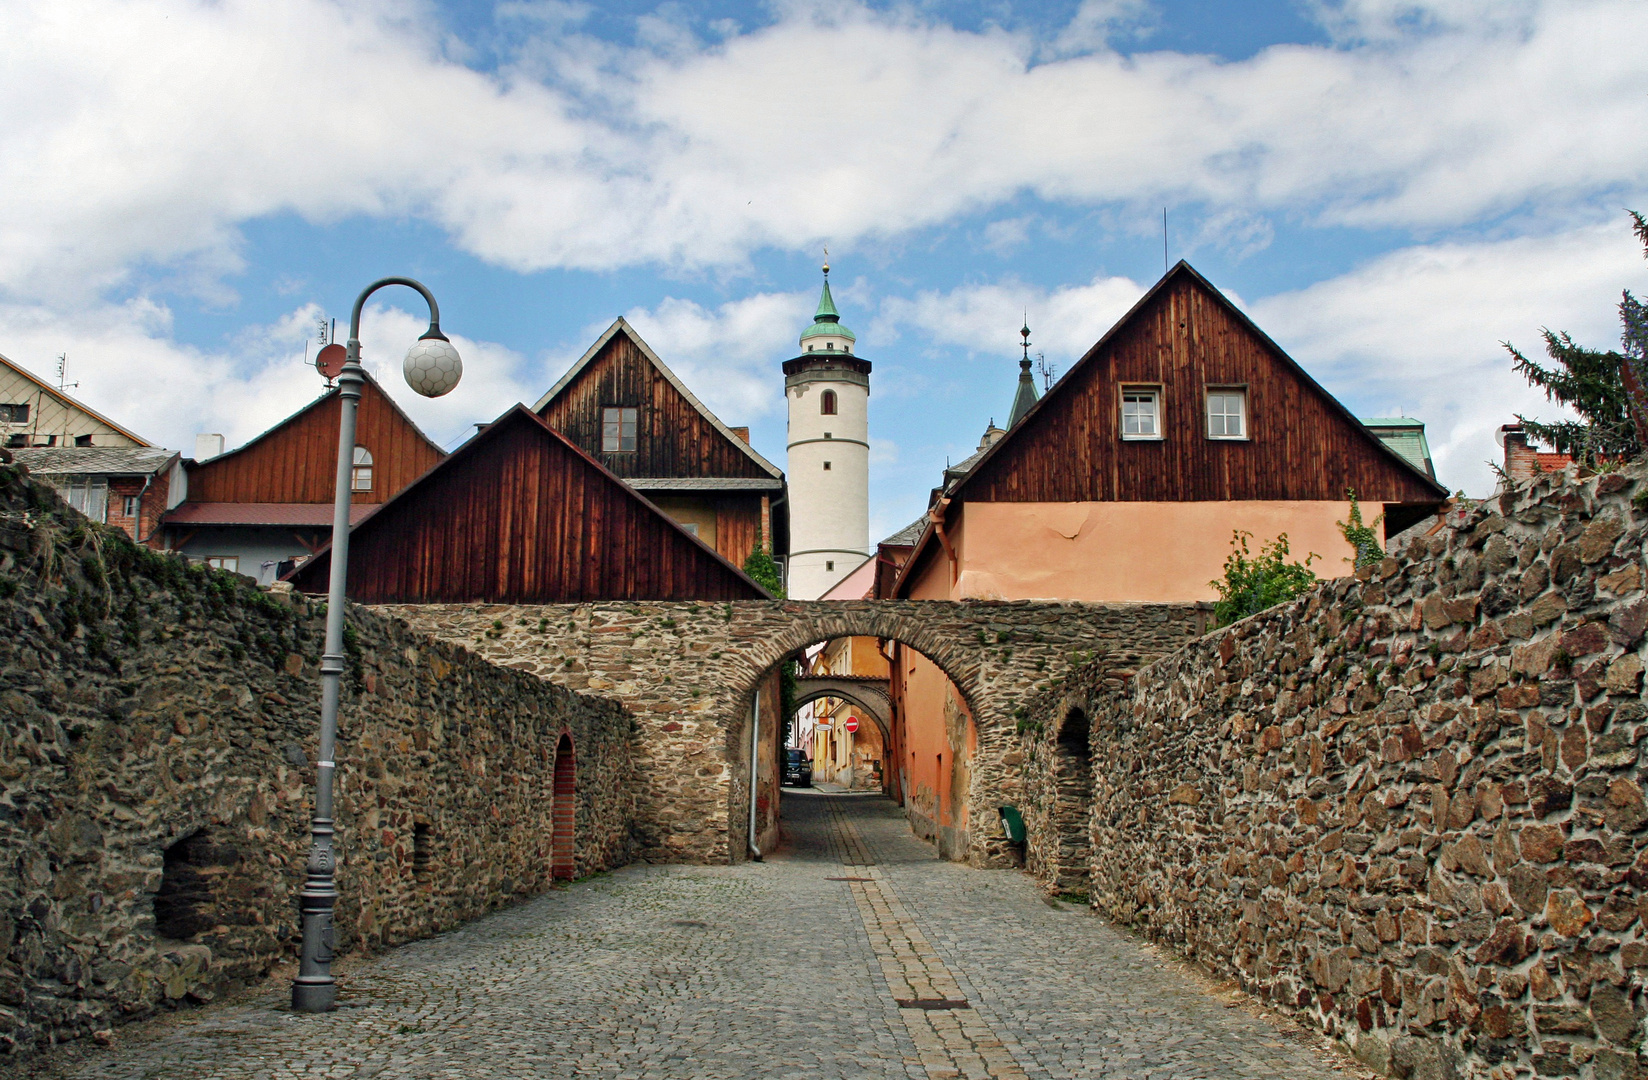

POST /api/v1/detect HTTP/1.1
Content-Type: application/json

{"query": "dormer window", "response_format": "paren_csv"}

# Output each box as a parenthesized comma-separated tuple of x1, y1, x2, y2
(821, 390, 837, 415)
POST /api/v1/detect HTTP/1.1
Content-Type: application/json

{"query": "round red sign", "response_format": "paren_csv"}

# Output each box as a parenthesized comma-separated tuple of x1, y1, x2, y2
(844, 716, 859, 734)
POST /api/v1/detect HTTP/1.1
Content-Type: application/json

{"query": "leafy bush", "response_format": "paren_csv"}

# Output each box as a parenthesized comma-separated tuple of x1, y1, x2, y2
(1210, 531, 1319, 627)
(742, 547, 784, 598)
(1337, 489, 1384, 568)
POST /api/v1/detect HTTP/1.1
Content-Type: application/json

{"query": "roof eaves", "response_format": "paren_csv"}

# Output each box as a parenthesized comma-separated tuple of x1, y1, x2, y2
(534, 318, 785, 480)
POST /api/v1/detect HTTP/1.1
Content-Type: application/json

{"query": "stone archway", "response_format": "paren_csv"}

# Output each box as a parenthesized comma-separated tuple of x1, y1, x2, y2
(382, 599, 1206, 867)
(792, 677, 891, 740)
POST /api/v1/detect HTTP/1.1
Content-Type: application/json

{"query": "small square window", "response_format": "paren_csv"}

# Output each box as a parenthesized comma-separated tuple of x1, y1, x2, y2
(122, 495, 140, 518)
(826, 560, 834, 572)
(1206, 390, 1247, 439)
(823, 461, 832, 470)
(1121, 389, 1161, 440)
(679, 522, 699, 537)
(602, 407, 638, 452)
(73, 434, 93, 447)
(205, 556, 238, 572)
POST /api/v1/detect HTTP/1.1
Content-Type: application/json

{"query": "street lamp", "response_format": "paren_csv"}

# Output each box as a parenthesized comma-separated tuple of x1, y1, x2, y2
(292, 277, 461, 1013)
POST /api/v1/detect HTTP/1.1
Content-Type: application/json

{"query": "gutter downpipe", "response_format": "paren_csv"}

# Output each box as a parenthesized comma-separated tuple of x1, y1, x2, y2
(930, 497, 958, 587)
(747, 692, 763, 861)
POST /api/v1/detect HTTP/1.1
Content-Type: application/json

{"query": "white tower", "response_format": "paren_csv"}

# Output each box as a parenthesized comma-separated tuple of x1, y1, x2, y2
(785, 264, 870, 600)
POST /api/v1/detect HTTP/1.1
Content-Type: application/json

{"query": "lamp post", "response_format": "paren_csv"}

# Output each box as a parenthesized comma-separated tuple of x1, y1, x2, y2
(292, 277, 462, 1013)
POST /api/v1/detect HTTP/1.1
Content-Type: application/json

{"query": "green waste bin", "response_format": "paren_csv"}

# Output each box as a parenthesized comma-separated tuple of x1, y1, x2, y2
(998, 805, 1026, 845)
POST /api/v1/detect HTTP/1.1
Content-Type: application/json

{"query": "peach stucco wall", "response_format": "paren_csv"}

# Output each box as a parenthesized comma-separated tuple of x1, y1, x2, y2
(935, 500, 1359, 603)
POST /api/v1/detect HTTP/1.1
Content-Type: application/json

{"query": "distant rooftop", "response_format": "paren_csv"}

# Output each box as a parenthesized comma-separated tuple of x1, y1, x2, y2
(11, 447, 175, 476)
(1361, 417, 1435, 480)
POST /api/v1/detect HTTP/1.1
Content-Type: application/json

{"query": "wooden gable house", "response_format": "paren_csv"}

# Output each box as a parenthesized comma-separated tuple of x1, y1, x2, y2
(161, 372, 446, 583)
(894, 261, 1449, 603)
(534, 319, 786, 571)
(287, 405, 770, 603)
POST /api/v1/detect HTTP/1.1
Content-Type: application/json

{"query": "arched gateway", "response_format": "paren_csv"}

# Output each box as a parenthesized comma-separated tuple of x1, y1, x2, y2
(383, 599, 1204, 867)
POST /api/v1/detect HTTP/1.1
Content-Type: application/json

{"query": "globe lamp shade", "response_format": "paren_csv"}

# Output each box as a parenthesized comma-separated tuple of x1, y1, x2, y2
(404, 334, 462, 398)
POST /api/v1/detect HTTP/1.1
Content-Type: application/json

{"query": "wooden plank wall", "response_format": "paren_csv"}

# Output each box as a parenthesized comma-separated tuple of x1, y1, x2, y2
(965, 275, 1442, 505)
(189, 380, 444, 504)
(714, 498, 761, 568)
(298, 412, 764, 603)
(538, 333, 770, 480)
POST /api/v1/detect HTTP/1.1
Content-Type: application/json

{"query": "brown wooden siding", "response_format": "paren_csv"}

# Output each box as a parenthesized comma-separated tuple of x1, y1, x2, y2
(289, 408, 765, 603)
(964, 273, 1443, 505)
(189, 379, 443, 505)
(714, 498, 762, 568)
(538, 333, 770, 480)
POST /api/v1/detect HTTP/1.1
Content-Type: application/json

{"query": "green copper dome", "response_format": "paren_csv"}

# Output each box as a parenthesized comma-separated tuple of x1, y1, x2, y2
(800, 274, 856, 343)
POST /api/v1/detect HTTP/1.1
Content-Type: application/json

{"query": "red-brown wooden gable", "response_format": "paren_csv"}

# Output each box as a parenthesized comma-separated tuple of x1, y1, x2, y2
(961, 267, 1446, 505)
(288, 406, 768, 603)
(537, 330, 771, 480)
(188, 377, 444, 505)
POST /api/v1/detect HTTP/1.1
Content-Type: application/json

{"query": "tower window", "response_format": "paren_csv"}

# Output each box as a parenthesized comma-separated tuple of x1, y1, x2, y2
(827, 342, 835, 350)
(821, 390, 837, 415)
(823, 461, 832, 470)
(826, 561, 834, 572)
(602, 407, 638, 452)
(351, 445, 374, 490)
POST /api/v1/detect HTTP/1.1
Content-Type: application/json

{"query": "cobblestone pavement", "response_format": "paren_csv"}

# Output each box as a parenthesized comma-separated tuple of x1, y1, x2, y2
(21, 792, 1365, 1079)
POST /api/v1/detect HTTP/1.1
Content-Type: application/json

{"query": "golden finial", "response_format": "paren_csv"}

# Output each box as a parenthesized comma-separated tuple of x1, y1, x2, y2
(823, 246, 829, 276)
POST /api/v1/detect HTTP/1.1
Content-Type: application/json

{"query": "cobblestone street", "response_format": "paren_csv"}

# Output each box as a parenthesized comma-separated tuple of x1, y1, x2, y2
(21, 792, 1365, 1079)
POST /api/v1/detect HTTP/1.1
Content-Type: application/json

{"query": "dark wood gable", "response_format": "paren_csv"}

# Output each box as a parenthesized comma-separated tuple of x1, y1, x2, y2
(958, 263, 1449, 506)
(534, 319, 779, 481)
(286, 405, 769, 603)
(188, 374, 445, 505)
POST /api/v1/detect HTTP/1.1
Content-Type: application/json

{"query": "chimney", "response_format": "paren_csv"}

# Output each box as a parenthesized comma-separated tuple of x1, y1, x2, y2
(1501, 425, 1538, 482)
(195, 433, 225, 461)
(729, 426, 750, 444)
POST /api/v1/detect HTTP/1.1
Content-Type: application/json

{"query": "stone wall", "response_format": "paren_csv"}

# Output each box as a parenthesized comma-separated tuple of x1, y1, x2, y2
(1013, 602, 1215, 891)
(382, 599, 1209, 866)
(1051, 465, 1648, 1079)
(0, 463, 634, 1055)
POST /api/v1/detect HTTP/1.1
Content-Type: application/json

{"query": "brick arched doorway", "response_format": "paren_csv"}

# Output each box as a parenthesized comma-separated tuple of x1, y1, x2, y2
(553, 734, 576, 880)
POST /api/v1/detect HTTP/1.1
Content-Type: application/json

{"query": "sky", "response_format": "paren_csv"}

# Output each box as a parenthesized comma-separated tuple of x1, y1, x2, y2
(1, 0, 1644, 544)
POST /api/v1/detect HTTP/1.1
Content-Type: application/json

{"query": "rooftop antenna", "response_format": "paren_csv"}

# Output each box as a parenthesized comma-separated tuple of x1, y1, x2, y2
(55, 354, 77, 393)
(1036, 352, 1056, 391)
(1162, 208, 1169, 274)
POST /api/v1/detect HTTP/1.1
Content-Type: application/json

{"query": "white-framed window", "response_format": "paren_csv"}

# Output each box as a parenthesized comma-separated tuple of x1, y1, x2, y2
(205, 556, 238, 572)
(57, 475, 108, 522)
(351, 445, 374, 491)
(122, 495, 140, 519)
(602, 406, 638, 452)
(1206, 389, 1247, 439)
(1120, 388, 1161, 440)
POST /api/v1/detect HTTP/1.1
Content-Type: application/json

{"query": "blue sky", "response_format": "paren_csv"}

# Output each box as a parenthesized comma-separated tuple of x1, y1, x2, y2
(0, 0, 1644, 543)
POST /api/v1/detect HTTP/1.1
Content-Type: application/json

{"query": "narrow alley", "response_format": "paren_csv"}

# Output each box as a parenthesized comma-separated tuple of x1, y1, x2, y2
(24, 793, 1363, 1080)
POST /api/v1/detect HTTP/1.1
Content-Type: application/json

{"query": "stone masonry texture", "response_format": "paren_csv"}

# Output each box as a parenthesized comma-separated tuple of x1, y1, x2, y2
(0, 463, 634, 1057)
(1021, 462, 1648, 1079)
(383, 600, 1207, 868)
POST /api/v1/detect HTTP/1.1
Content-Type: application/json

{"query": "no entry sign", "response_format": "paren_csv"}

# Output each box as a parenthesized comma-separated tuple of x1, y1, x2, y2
(844, 716, 859, 734)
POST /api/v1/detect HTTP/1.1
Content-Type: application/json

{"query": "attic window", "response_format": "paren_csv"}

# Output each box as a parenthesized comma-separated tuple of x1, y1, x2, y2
(74, 434, 93, 447)
(602, 407, 638, 452)
(351, 446, 374, 491)
(1206, 389, 1247, 440)
(821, 390, 837, 415)
(0, 404, 27, 424)
(1120, 388, 1161, 441)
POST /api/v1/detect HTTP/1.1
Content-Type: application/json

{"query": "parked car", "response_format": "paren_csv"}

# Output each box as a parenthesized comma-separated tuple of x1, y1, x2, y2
(783, 749, 813, 787)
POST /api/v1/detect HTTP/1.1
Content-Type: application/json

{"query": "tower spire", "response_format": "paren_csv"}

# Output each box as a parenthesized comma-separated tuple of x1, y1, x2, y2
(1010, 316, 1039, 427)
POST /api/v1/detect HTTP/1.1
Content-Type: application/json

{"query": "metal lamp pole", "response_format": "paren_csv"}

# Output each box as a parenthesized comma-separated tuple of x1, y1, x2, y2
(292, 277, 462, 1013)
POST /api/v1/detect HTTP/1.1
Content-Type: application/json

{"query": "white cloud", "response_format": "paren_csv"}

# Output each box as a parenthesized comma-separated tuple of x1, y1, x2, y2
(1252, 221, 1644, 495)
(0, 0, 1642, 299)
(877, 273, 1146, 363)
